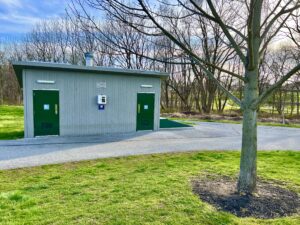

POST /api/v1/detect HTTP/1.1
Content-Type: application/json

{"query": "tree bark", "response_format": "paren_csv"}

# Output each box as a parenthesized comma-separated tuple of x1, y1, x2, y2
(297, 89, 299, 116)
(165, 82, 169, 109)
(238, 70, 258, 194)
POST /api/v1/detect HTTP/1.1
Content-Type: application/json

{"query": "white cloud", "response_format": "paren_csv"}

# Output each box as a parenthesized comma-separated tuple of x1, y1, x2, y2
(0, 13, 40, 25)
(0, 10, 41, 33)
(0, 0, 68, 34)
(0, 0, 22, 8)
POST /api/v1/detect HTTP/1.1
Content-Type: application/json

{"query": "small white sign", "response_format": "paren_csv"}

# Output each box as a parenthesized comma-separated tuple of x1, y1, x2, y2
(144, 105, 149, 110)
(96, 82, 106, 89)
(44, 104, 50, 110)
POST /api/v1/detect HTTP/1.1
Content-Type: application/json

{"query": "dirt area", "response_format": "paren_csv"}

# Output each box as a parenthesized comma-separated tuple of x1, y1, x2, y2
(163, 112, 300, 125)
(192, 176, 300, 219)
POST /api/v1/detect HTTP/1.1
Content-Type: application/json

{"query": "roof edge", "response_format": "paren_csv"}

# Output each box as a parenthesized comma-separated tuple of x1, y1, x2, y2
(12, 61, 169, 87)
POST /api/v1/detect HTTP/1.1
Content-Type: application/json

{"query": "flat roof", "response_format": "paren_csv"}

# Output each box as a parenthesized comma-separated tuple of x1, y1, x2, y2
(12, 61, 169, 88)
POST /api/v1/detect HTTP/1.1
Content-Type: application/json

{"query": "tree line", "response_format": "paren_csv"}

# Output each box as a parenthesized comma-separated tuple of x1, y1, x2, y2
(0, 2, 298, 116)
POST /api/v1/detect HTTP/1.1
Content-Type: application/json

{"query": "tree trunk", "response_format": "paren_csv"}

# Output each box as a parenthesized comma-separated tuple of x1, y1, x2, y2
(238, 70, 258, 194)
(290, 90, 294, 116)
(297, 89, 299, 116)
(164, 81, 169, 109)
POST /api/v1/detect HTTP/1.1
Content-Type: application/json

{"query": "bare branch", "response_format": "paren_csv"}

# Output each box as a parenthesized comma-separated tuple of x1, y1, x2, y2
(137, 0, 242, 106)
(203, 0, 247, 65)
(253, 64, 300, 107)
(261, 1, 300, 41)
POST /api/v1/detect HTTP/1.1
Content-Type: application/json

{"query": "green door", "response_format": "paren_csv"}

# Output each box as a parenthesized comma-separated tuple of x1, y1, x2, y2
(137, 93, 155, 131)
(33, 90, 59, 136)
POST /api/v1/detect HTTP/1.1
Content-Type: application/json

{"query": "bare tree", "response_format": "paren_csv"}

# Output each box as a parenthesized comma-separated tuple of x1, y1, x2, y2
(69, 0, 300, 194)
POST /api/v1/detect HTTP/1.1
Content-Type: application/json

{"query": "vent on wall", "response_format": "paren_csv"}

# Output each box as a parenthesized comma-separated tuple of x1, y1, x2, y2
(36, 80, 55, 84)
(141, 85, 153, 88)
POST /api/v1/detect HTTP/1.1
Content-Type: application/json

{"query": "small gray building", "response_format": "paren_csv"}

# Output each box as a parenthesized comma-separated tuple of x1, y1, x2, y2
(13, 61, 168, 138)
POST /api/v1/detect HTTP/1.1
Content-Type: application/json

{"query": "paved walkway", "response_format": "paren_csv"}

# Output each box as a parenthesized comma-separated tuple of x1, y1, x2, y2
(0, 122, 299, 170)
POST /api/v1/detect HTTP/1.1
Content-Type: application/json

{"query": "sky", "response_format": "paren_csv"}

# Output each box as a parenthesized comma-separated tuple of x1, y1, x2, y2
(0, 0, 68, 42)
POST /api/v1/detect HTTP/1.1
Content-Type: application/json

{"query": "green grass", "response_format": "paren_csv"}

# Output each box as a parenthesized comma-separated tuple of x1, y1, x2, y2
(0, 105, 24, 140)
(257, 122, 300, 128)
(0, 151, 299, 224)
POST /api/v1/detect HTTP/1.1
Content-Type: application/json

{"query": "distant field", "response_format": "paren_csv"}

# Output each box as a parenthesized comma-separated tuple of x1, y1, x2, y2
(0, 151, 299, 224)
(0, 105, 23, 140)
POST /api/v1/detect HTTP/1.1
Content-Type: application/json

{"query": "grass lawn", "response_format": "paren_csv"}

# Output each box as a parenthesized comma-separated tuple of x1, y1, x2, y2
(0, 105, 24, 140)
(0, 151, 299, 225)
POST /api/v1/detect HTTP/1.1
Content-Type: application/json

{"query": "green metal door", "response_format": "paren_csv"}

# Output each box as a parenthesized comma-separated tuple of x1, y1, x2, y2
(33, 90, 59, 136)
(136, 93, 155, 131)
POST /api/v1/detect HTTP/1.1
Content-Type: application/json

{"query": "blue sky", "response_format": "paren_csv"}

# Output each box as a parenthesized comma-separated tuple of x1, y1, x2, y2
(0, 0, 68, 42)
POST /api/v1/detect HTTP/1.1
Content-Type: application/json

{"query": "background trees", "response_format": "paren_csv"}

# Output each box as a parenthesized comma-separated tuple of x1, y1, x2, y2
(0, 1, 298, 118)
(0, 42, 21, 105)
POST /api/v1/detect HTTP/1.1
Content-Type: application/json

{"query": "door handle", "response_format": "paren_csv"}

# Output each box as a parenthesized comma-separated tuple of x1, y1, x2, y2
(138, 104, 140, 114)
(55, 104, 58, 115)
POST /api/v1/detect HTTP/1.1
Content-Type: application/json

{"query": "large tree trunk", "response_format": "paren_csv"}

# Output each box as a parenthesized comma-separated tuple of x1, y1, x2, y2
(238, 70, 258, 194)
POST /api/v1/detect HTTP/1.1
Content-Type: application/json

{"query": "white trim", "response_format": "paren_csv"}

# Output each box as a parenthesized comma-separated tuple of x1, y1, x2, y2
(35, 135, 59, 138)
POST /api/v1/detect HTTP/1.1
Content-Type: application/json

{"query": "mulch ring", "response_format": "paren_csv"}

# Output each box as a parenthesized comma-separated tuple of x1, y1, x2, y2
(192, 176, 300, 219)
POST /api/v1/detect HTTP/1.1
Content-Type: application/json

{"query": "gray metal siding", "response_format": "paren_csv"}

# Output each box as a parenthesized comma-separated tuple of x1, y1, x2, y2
(23, 69, 161, 138)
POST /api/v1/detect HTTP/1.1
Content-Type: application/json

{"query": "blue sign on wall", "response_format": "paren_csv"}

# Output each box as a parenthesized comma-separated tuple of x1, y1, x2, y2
(98, 104, 105, 110)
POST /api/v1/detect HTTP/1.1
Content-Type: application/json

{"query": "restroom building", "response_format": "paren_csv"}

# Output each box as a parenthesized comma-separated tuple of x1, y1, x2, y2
(13, 61, 168, 138)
